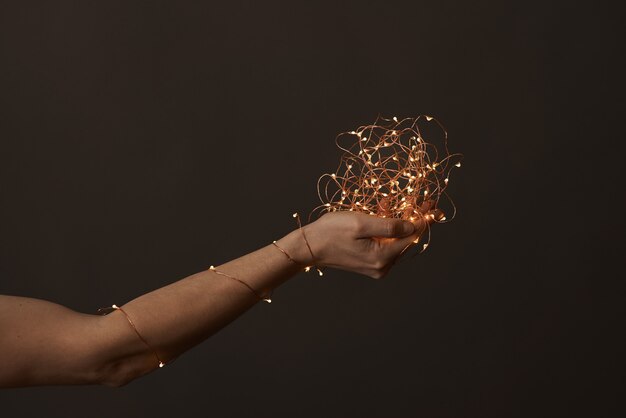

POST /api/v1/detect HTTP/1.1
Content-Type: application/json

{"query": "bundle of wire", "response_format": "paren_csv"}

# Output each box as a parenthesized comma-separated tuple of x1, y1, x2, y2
(312, 115, 462, 253)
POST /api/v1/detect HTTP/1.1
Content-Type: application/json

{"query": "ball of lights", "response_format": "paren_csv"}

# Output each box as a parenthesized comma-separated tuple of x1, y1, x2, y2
(312, 115, 462, 253)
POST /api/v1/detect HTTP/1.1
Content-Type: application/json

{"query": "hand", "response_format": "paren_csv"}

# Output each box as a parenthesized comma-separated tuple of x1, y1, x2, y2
(277, 206, 440, 279)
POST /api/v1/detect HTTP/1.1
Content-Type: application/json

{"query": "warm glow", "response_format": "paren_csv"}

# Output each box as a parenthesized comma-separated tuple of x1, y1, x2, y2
(310, 115, 462, 253)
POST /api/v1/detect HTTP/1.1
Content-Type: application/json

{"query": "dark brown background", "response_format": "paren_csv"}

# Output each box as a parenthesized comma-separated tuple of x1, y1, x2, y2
(1, 1, 624, 417)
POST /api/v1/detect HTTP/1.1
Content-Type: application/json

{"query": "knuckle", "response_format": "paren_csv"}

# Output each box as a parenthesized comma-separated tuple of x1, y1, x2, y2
(384, 219, 397, 237)
(371, 258, 388, 271)
(369, 268, 389, 280)
(369, 271, 384, 280)
(353, 217, 367, 235)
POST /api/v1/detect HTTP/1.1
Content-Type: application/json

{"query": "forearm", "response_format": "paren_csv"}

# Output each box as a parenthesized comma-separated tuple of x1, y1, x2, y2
(95, 229, 308, 386)
(0, 230, 308, 388)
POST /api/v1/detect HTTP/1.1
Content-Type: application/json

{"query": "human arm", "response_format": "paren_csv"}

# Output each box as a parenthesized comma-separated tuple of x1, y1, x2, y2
(0, 210, 436, 388)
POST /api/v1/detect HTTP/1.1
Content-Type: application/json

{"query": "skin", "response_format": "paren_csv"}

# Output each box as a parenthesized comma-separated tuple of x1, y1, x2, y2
(0, 208, 438, 388)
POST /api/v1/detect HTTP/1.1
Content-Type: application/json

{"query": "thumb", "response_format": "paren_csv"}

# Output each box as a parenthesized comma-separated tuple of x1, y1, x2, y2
(358, 216, 415, 238)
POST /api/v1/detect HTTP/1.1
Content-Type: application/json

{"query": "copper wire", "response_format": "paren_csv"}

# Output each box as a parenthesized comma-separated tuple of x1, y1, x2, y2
(310, 115, 462, 253)
(292, 212, 324, 276)
(209, 265, 272, 303)
(98, 304, 165, 368)
(272, 240, 297, 264)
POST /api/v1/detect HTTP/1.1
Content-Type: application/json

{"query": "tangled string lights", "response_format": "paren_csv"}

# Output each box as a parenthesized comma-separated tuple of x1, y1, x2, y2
(312, 115, 462, 253)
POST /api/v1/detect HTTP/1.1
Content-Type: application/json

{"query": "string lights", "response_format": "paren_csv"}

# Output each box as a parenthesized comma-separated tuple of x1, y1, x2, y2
(311, 115, 462, 253)
(209, 265, 273, 303)
(98, 304, 165, 368)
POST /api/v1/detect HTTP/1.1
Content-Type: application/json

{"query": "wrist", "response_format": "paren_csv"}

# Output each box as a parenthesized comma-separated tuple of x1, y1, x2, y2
(276, 228, 315, 267)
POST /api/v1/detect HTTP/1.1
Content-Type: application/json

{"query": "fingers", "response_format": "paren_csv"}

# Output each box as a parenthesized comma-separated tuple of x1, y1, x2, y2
(384, 209, 443, 256)
(356, 216, 416, 239)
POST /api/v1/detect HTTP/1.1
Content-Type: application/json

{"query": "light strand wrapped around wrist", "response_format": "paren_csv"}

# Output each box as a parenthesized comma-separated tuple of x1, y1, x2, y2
(292, 212, 324, 276)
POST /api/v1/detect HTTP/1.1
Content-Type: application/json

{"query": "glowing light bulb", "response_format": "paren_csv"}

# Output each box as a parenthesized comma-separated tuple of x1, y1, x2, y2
(455, 162, 462, 167)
